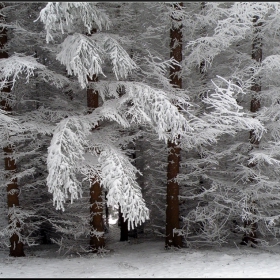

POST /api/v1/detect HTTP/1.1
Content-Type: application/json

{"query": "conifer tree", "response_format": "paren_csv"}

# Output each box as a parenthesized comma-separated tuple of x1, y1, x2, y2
(177, 2, 280, 247)
(87, 61, 105, 251)
(0, 4, 25, 257)
(241, 14, 262, 246)
(166, 2, 184, 249)
(0, 2, 270, 255)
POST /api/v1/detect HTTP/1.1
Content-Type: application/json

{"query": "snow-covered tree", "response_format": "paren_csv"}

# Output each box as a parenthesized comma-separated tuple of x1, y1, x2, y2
(2, 2, 279, 257)
(38, 2, 266, 252)
(0, 2, 79, 255)
(177, 2, 280, 247)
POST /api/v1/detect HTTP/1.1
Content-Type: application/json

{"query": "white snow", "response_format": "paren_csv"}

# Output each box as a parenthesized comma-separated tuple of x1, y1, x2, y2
(2, 227, 280, 278)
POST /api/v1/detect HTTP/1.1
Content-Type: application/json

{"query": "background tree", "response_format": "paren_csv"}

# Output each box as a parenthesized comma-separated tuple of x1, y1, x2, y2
(178, 2, 280, 247)
(0, 3, 25, 257)
(0, 2, 78, 254)
(87, 64, 105, 251)
(166, 2, 184, 249)
(240, 14, 262, 246)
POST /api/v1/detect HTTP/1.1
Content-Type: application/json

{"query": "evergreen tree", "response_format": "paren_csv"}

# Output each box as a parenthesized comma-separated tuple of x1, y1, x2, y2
(87, 69, 105, 251)
(0, 2, 276, 255)
(241, 14, 262, 246)
(166, 2, 184, 249)
(0, 3, 25, 257)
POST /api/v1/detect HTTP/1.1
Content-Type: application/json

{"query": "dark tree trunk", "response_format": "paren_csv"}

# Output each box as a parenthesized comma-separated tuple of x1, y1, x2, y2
(119, 205, 128, 241)
(4, 145, 25, 257)
(165, 2, 183, 249)
(89, 174, 105, 252)
(199, 2, 207, 77)
(105, 191, 109, 233)
(116, 83, 129, 242)
(118, 147, 138, 241)
(241, 15, 262, 247)
(87, 70, 105, 251)
(0, 5, 25, 257)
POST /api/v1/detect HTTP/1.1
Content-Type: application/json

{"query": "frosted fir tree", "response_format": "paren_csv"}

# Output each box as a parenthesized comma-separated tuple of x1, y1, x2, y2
(119, 2, 266, 247)
(36, 2, 144, 252)
(0, 2, 83, 256)
(36, 2, 266, 254)
(0, 3, 46, 256)
(0, 1, 271, 256)
(37, 2, 189, 246)
(176, 2, 280, 247)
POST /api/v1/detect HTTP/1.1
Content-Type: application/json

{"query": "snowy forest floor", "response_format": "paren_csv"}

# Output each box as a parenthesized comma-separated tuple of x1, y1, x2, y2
(2, 222, 280, 278)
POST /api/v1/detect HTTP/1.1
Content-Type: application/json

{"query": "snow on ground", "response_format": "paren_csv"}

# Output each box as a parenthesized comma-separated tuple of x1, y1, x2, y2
(2, 233, 280, 278)
(1, 217, 280, 278)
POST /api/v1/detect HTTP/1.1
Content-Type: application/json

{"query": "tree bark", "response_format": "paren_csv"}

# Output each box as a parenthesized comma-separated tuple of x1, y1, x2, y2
(165, 2, 183, 249)
(241, 15, 262, 247)
(86, 36, 105, 250)
(0, 5, 25, 257)
(117, 86, 129, 242)
(116, 47, 135, 242)
(4, 145, 25, 257)
(105, 191, 109, 233)
(118, 148, 138, 241)
(119, 205, 128, 241)
(199, 2, 207, 78)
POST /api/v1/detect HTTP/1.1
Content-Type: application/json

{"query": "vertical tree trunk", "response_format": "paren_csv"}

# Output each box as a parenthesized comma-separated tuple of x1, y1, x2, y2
(119, 205, 128, 241)
(117, 47, 135, 242)
(119, 147, 138, 241)
(86, 27, 105, 251)
(194, 1, 208, 234)
(4, 145, 25, 257)
(199, 2, 207, 79)
(249, 15, 262, 121)
(165, 2, 183, 249)
(114, 83, 130, 242)
(105, 191, 109, 233)
(86, 26, 105, 252)
(241, 15, 262, 246)
(0, 5, 25, 257)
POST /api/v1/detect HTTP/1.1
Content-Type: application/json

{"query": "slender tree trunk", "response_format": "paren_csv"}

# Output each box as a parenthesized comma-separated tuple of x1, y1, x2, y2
(114, 82, 130, 242)
(165, 2, 183, 249)
(4, 145, 25, 257)
(119, 205, 128, 241)
(118, 146, 138, 241)
(89, 177, 105, 252)
(105, 191, 109, 233)
(117, 48, 135, 242)
(0, 6, 25, 257)
(199, 2, 207, 79)
(241, 15, 262, 246)
(86, 27, 105, 251)
(194, 1, 208, 234)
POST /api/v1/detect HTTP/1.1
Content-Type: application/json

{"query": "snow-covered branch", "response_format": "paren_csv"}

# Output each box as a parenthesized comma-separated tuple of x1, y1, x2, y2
(56, 33, 105, 89)
(37, 2, 111, 43)
(56, 33, 137, 89)
(0, 53, 46, 90)
(93, 81, 193, 144)
(46, 116, 94, 211)
(201, 76, 264, 141)
(98, 146, 149, 230)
